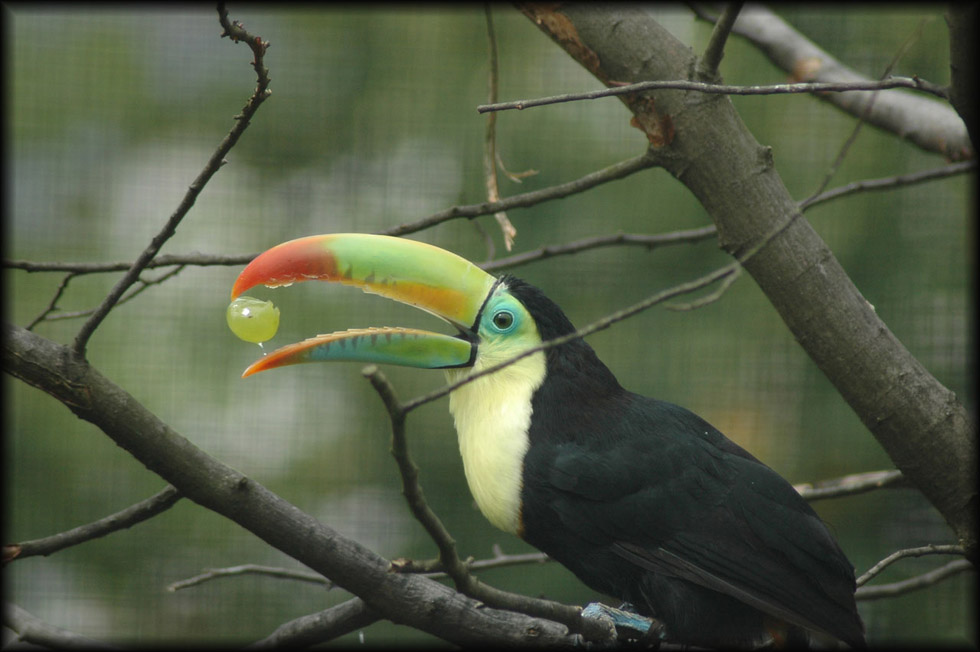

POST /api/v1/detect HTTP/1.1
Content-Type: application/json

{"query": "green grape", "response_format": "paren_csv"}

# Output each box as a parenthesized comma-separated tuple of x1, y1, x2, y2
(227, 296, 280, 343)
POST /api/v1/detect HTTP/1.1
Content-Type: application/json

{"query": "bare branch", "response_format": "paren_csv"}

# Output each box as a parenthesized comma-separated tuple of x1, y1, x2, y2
(697, 2, 744, 80)
(477, 77, 945, 114)
(2, 322, 580, 647)
(800, 161, 976, 211)
(40, 266, 187, 324)
(360, 366, 467, 582)
(12, 154, 972, 284)
(71, 5, 273, 357)
(794, 469, 907, 502)
(664, 265, 741, 311)
(247, 598, 381, 650)
(694, 4, 972, 160)
(857, 544, 966, 587)
(807, 17, 931, 201)
(382, 152, 657, 236)
(483, 4, 517, 252)
(3, 486, 181, 563)
(25, 272, 77, 331)
(856, 559, 973, 600)
(3, 252, 255, 274)
(481, 227, 717, 272)
(3, 603, 118, 650)
(403, 261, 741, 414)
(362, 366, 613, 643)
(168, 564, 330, 592)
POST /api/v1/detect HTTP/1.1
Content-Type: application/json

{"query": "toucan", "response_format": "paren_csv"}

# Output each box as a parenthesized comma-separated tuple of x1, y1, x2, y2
(231, 233, 865, 649)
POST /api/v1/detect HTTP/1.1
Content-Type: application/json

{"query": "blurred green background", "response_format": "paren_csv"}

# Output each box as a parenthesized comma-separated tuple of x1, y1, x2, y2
(5, 5, 973, 647)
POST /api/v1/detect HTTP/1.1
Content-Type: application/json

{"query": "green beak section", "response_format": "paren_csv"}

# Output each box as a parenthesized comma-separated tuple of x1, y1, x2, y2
(232, 234, 497, 376)
(241, 327, 475, 377)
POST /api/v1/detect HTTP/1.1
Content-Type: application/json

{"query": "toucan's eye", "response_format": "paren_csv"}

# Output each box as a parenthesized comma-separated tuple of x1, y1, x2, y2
(492, 309, 515, 331)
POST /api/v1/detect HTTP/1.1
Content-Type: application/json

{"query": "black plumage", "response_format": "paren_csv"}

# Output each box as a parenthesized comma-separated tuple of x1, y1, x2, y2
(506, 277, 865, 648)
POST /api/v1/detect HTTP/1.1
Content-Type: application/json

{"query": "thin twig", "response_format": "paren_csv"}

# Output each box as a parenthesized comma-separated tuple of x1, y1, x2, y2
(41, 266, 187, 323)
(477, 77, 946, 114)
(3, 486, 181, 563)
(483, 4, 517, 252)
(71, 4, 271, 357)
(10, 156, 970, 278)
(481, 226, 718, 272)
(402, 261, 741, 414)
(856, 559, 972, 600)
(799, 161, 976, 211)
(382, 152, 657, 236)
(664, 264, 741, 311)
(856, 544, 966, 587)
(793, 469, 906, 502)
(806, 18, 930, 201)
(168, 564, 330, 592)
(393, 545, 551, 577)
(361, 366, 468, 584)
(25, 272, 77, 331)
(3, 252, 256, 274)
(697, 2, 744, 79)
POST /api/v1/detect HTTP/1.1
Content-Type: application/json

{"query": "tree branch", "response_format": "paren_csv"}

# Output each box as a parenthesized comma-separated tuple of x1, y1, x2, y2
(4, 486, 181, 563)
(481, 226, 718, 272)
(403, 261, 740, 414)
(167, 563, 330, 592)
(519, 4, 976, 560)
(477, 77, 947, 113)
(71, 5, 273, 357)
(362, 366, 614, 644)
(2, 322, 580, 648)
(856, 559, 973, 600)
(483, 4, 517, 252)
(856, 544, 966, 587)
(4, 603, 117, 650)
(694, 4, 972, 160)
(800, 161, 976, 210)
(793, 469, 907, 502)
(381, 152, 657, 236)
(247, 598, 381, 649)
(696, 1, 744, 80)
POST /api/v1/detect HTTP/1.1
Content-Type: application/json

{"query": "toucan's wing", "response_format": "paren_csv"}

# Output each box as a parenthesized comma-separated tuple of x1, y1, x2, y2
(526, 395, 863, 646)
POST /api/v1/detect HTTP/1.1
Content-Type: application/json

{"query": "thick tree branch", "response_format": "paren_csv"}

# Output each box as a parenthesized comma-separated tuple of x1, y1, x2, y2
(4, 603, 116, 650)
(518, 4, 977, 559)
(696, 4, 972, 160)
(1, 322, 579, 648)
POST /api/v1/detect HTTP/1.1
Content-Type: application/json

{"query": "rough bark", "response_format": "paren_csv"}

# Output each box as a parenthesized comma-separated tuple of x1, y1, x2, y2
(2, 322, 579, 648)
(518, 4, 976, 559)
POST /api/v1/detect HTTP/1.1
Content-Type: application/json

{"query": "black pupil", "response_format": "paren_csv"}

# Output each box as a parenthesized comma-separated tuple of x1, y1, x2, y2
(493, 311, 513, 329)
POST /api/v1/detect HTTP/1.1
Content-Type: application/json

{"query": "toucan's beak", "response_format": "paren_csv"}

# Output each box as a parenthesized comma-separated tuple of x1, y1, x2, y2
(231, 234, 497, 377)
